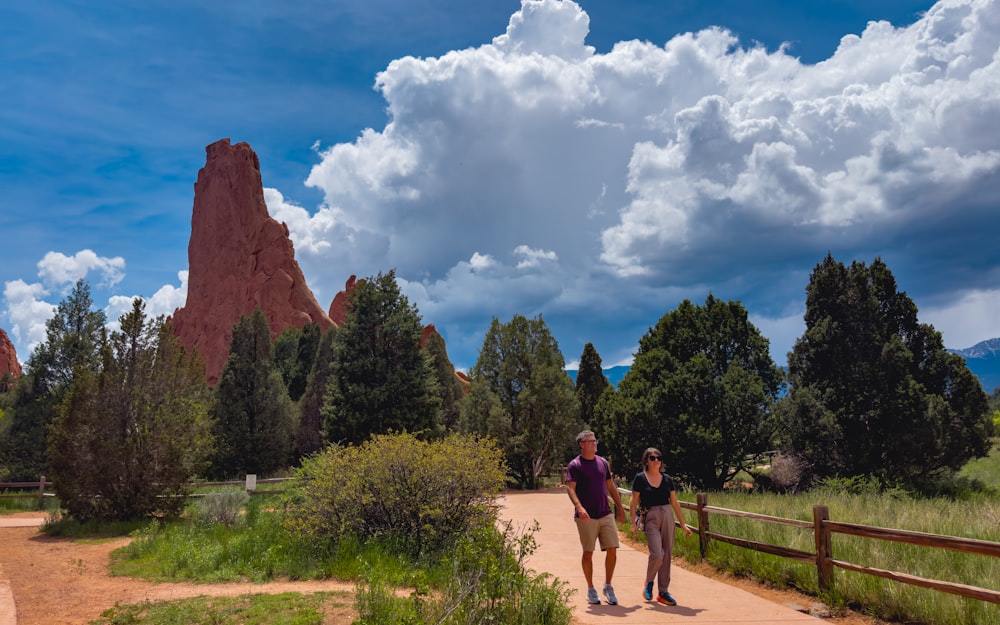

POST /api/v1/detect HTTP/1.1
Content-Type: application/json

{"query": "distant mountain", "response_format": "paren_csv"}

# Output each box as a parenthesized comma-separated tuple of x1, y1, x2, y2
(567, 338, 1000, 394)
(950, 338, 1000, 394)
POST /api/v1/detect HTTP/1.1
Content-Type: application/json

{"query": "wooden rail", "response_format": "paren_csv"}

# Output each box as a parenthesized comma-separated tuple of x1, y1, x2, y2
(617, 488, 1000, 605)
(0, 475, 293, 501)
(0, 476, 53, 500)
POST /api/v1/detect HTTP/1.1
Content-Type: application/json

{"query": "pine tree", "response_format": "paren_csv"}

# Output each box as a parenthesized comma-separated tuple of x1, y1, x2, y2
(209, 308, 296, 478)
(575, 343, 609, 426)
(48, 299, 213, 520)
(273, 322, 321, 402)
(296, 326, 337, 458)
(0, 280, 105, 481)
(596, 295, 782, 488)
(779, 255, 991, 487)
(323, 271, 441, 444)
(424, 329, 466, 432)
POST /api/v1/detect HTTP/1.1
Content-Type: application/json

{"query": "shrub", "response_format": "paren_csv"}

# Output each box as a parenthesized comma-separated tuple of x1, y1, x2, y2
(193, 487, 250, 526)
(766, 453, 811, 493)
(356, 518, 573, 625)
(284, 432, 507, 556)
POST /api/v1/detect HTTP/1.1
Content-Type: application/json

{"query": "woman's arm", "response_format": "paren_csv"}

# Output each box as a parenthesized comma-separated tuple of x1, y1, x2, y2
(670, 490, 693, 537)
(629, 490, 640, 535)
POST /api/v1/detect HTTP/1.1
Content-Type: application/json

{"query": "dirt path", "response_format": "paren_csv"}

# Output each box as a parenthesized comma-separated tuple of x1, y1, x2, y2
(0, 513, 356, 625)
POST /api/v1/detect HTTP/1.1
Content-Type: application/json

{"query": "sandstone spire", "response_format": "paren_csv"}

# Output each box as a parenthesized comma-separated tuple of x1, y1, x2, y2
(171, 138, 334, 384)
(0, 327, 22, 390)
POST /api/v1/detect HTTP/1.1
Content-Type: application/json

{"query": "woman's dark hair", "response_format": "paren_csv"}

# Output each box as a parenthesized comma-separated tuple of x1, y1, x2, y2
(641, 447, 663, 470)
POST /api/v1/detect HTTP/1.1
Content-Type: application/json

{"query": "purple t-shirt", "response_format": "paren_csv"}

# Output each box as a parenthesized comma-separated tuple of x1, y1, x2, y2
(566, 455, 612, 519)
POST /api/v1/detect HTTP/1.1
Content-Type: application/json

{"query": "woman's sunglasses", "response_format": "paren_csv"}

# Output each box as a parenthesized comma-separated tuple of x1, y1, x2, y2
(647, 455, 661, 461)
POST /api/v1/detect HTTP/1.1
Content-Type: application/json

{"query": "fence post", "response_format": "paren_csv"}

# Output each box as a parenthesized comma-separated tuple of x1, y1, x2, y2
(814, 504, 833, 592)
(696, 492, 710, 559)
(36, 475, 47, 510)
(245, 474, 257, 495)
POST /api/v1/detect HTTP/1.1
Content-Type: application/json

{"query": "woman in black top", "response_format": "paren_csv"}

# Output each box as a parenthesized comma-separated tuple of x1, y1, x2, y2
(629, 447, 692, 605)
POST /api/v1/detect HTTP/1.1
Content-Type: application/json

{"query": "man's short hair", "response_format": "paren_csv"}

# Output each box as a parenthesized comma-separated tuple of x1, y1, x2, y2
(576, 430, 595, 444)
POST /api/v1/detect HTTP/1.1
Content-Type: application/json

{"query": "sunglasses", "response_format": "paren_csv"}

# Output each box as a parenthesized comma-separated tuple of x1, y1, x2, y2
(647, 455, 661, 461)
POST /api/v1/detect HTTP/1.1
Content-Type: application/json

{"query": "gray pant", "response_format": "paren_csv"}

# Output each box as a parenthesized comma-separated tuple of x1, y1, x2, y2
(643, 504, 675, 592)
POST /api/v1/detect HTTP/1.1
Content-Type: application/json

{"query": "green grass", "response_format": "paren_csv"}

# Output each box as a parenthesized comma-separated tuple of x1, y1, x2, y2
(107, 496, 571, 625)
(670, 487, 1000, 625)
(88, 591, 350, 625)
(959, 438, 1000, 486)
(0, 494, 60, 513)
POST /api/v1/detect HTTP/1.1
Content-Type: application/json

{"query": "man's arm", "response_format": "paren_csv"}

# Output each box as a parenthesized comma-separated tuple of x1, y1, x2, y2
(607, 479, 625, 523)
(565, 480, 590, 520)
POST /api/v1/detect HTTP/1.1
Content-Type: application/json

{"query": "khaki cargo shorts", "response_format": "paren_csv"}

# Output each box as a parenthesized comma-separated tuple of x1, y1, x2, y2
(575, 513, 620, 551)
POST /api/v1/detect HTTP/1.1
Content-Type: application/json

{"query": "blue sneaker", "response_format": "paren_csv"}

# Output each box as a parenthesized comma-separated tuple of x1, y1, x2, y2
(586, 587, 601, 604)
(657, 590, 677, 606)
(643, 581, 653, 600)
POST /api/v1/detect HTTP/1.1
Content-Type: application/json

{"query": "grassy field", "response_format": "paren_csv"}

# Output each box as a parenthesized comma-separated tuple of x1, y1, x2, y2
(668, 440, 1000, 625)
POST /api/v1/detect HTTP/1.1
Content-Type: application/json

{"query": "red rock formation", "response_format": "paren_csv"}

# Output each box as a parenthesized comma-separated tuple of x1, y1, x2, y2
(420, 324, 439, 348)
(328, 275, 360, 325)
(171, 138, 334, 384)
(0, 328, 22, 389)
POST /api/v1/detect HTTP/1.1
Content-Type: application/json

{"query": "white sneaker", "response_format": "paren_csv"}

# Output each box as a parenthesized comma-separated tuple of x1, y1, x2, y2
(603, 583, 618, 605)
(586, 587, 601, 604)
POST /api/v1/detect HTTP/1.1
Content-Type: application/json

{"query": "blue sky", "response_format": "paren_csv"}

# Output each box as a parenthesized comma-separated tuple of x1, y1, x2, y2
(3, 0, 999, 373)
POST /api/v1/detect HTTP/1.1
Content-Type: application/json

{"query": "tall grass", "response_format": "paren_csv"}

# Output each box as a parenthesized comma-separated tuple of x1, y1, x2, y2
(672, 484, 1000, 625)
(0, 495, 59, 514)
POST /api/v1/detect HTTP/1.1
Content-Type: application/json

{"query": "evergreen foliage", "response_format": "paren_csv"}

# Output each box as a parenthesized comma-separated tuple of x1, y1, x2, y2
(424, 329, 466, 431)
(575, 342, 609, 427)
(594, 295, 782, 489)
(461, 314, 580, 488)
(48, 299, 213, 521)
(0, 280, 105, 481)
(322, 271, 441, 444)
(209, 308, 297, 478)
(272, 322, 321, 402)
(295, 326, 337, 459)
(778, 255, 993, 487)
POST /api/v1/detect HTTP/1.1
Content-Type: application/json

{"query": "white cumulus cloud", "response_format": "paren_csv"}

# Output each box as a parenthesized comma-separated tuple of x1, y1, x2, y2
(285, 0, 1000, 365)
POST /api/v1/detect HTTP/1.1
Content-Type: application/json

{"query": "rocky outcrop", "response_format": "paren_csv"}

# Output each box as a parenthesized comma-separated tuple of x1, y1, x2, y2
(328, 275, 360, 325)
(171, 138, 334, 384)
(0, 328, 22, 389)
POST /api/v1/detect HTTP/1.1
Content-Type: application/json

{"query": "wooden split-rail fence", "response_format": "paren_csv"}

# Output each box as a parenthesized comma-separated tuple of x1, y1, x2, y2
(614, 487, 1000, 606)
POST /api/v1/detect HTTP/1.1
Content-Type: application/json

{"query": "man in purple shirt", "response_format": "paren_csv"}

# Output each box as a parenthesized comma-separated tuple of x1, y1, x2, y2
(565, 430, 626, 605)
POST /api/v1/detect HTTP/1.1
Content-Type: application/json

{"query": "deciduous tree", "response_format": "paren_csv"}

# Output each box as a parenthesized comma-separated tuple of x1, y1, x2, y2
(461, 314, 580, 488)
